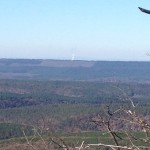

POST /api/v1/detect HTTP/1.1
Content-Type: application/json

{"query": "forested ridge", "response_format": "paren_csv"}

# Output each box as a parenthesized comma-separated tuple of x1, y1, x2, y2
(0, 59, 150, 81)
(0, 79, 150, 108)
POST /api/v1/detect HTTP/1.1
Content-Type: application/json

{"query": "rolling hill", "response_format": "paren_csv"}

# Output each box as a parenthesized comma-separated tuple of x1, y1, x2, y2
(0, 59, 149, 82)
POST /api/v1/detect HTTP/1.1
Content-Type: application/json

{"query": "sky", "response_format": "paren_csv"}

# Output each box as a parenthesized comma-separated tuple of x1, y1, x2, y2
(0, 0, 150, 61)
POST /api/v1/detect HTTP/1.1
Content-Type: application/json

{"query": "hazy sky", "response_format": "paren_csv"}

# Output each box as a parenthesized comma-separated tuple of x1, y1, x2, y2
(0, 0, 150, 61)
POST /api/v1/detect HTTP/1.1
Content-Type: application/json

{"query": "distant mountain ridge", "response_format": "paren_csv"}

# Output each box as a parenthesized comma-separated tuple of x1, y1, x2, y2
(0, 59, 150, 82)
(0, 59, 95, 67)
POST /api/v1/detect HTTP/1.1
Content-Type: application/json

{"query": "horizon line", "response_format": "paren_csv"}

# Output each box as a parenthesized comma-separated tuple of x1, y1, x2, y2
(0, 58, 150, 62)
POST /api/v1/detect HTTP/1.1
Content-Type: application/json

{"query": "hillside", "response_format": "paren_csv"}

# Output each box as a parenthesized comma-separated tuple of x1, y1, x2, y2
(0, 59, 150, 81)
(0, 61, 149, 148)
(0, 79, 149, 144)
